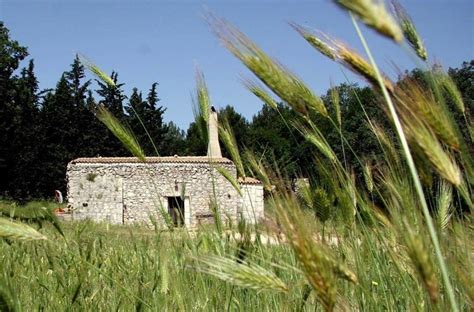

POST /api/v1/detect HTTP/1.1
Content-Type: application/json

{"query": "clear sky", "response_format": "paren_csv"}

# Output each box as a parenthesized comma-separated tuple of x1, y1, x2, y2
(1, 0, 473, 130)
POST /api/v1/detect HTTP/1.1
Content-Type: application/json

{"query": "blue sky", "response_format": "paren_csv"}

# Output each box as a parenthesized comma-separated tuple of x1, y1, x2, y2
(1, 0, 473, 129)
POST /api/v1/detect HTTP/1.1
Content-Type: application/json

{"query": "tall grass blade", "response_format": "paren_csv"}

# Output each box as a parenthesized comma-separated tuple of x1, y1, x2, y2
(0, 280, 17, 312)
(402, 221, 440, 303)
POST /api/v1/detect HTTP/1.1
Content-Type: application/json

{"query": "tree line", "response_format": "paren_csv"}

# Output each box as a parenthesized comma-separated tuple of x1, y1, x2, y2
(1, 22, 472, 200)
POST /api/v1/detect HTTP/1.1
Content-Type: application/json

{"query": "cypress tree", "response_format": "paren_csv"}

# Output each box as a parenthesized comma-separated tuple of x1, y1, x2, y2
(145, 83, 167, 155)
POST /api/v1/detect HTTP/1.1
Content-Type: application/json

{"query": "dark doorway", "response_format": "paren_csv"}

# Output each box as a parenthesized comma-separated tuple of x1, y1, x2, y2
(168, 197, 185, 227)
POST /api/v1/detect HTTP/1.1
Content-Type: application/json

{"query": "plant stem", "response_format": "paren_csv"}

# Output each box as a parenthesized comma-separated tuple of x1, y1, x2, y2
(350, 15, 459, 312)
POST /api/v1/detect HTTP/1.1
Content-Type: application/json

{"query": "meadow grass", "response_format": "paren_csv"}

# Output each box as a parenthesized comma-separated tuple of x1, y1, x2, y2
(1, 1, 473, 311)
(0, 211, 471, 311)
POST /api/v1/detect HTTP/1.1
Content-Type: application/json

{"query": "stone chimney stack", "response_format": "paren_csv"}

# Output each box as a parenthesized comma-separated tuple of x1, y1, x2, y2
(207, 106, 222, 158)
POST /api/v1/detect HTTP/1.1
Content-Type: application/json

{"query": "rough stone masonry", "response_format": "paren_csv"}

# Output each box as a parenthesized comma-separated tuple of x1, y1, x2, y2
(66, 108, 264, 227)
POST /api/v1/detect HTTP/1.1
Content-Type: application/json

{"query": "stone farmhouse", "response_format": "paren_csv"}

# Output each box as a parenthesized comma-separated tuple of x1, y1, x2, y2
(66, 108, 264, 227)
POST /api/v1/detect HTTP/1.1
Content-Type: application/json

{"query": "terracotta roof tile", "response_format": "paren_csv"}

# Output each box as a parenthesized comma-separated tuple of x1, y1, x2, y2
(238, 177, 262, 185)
(70, 156, 233, 164)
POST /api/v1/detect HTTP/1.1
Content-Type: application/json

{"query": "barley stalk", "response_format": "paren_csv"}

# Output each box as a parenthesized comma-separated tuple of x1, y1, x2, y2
(436, 181, 453, 231)
(96, 106, 146, 161)
(391, 0, 427, 60)
(78, 54, 116, 87)
(402, 222, 440, 303)
(292, 23, 394, 92)
(208, 15, 327, 117)
(193, 68, 211, 143)
(216, 166, 242, 196)
(351, 16, 459, 312)
(329, 85, 341, 128)
(242, 79, 278, 110)
(334, 0, 403, 42)
(192, 255, 289, 293)
(0, 217, 47, 241)
(218, 117, 245, 177)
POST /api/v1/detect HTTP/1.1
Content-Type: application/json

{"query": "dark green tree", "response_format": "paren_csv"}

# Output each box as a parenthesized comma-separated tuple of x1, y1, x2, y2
(125, 83, 167, 155)
(96, 71, 129, 156)
(321, 83, 386, 173)
(185, 121, 207, 156)
(7, 60, 42, 198)
(37, 75, 75, 196)
(126, 87, 148, 150)
(247, 103, 307, 177)
(161, 121, 186, 156)
(145, 83, 167, 155)
(0, 22, 29, 197)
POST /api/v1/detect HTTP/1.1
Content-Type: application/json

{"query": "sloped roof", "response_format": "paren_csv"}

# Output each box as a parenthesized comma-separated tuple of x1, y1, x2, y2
(238, 177, 262, 185)
(70, 156, 233, 164)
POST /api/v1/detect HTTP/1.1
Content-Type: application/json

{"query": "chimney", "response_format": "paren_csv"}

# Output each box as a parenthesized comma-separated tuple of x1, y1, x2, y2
(207, 106, 222, 158)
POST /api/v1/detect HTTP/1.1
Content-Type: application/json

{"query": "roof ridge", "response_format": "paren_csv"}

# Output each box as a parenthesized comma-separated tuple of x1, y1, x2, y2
(70, 156, 233, 164)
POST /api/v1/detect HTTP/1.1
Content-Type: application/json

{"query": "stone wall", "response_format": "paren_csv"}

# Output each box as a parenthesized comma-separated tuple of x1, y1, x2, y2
(239, 182, 264, 224)
(67, 159, 240, 227)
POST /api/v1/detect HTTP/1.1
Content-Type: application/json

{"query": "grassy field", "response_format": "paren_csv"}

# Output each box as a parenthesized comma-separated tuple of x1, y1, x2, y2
(0, 200, 472, 311)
